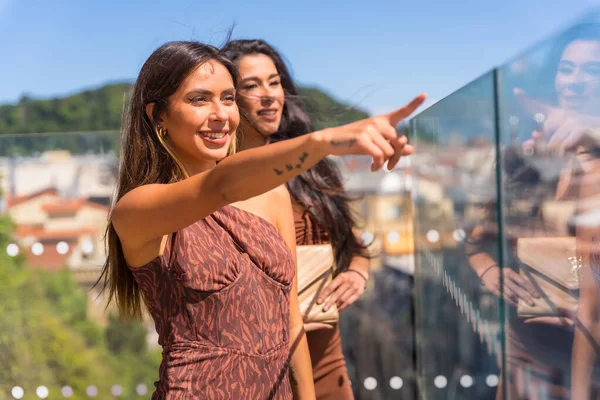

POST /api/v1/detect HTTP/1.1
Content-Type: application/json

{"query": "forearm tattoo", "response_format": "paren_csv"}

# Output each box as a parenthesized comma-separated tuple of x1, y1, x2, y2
(273, 152, 310, 176)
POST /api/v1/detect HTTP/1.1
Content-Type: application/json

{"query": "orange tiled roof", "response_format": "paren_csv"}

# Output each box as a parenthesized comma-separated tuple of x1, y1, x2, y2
(41, 200, 83, 214)
(41, 199, 109, 214)
(6, 188, 59, 207)
(15, 225, 97, 240)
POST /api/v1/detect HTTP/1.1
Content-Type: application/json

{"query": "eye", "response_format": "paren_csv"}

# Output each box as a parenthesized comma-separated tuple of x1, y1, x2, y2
(223, 95, 236, 104)
(270, 80, 281, 87)
(584, 65, 600, 76)
(558, 65, 574, 75)
(189, 96, 207, 104)
(243, 84, 258, 91)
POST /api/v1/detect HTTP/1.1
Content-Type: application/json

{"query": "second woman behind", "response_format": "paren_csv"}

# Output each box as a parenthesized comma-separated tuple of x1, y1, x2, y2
(222, 39, 375, 400)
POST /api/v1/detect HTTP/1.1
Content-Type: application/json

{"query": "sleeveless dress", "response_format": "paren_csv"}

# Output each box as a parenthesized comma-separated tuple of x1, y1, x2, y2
(294, 206, 355, 399)
(129, 205, 295, 399)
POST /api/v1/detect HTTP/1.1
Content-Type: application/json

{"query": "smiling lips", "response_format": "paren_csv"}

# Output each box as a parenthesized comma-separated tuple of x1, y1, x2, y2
(258, 108, 278, 121)
(201, 132, 227, 139)
(199, 131, 229, 145)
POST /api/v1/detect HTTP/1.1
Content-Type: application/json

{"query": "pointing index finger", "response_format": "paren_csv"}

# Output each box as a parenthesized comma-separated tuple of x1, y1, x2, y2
(386, 93, 427, 127)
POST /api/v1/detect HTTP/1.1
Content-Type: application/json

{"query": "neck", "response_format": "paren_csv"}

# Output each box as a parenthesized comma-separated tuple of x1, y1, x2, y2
(240, 125, 270, 150)
(178, 153, 216, 177)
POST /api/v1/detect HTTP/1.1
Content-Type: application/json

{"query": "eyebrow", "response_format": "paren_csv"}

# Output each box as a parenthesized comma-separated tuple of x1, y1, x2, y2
(559, 60, 600, 68)
(559, 60, 575, 66)
(240, 73, 280, 83)
(186, 88, 236, 96)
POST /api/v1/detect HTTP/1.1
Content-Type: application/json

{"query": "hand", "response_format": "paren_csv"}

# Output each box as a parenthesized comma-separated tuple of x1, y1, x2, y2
(515, 88, 600, 154)
(318, 93, 427, 171)
(317, 270, 368, 312)
(480, 266, 541, 308)
(523, 307, 576, 327)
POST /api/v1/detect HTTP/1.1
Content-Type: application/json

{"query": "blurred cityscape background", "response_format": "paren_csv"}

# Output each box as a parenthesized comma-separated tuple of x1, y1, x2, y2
(1, 1, 599, 399)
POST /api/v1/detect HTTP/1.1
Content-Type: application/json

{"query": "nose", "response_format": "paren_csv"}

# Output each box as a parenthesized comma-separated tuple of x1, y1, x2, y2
(257, 83, 278, 104)
(260, 95, 275, 107)
(210, 101, 228, 121)
(563, 67, 587, 92)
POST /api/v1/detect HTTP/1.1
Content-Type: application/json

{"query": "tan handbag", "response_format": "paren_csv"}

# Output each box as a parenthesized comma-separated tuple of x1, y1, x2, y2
(296, 244, 339, 325)
(516, 237, 580, 319)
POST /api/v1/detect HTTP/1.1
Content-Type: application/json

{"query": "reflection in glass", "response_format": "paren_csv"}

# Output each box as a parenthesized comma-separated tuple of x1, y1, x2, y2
(497, 21, 600, 400)
(411, 11, 600, 400)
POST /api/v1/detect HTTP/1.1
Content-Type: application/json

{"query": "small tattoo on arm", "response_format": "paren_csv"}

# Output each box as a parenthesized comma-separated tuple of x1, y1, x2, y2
(330, 139, 357, 147)
(274, 152, 311, 175)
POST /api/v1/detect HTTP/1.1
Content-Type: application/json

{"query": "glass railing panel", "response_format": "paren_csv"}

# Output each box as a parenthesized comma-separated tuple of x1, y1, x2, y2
(412, 72, 502, 399)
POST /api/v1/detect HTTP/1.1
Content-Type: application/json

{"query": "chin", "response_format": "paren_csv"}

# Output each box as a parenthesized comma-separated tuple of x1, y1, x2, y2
(197, 147, 230, 162)
(258, 124, 280, 138)
(210, 151, 231, 161)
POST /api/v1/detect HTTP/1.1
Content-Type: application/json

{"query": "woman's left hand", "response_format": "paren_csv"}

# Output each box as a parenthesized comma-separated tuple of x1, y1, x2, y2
(317, 269, 368, 312)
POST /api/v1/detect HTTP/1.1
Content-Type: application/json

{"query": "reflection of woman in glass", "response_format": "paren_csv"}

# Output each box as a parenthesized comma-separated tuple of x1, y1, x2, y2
(468, 23, 600, 400)
(539, 24, 600, 400)
(96, 41, 424, 399)
(222, 39, 372, 400)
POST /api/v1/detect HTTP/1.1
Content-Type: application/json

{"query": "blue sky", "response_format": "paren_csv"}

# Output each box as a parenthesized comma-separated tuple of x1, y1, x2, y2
(0, 0, 598, 115)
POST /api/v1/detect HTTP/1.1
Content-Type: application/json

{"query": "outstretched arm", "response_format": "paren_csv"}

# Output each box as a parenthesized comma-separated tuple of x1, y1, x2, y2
(112, 94, 426, 259)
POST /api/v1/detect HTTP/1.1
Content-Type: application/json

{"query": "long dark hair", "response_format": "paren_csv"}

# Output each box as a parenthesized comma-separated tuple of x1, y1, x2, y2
(97, 41, 239, 319)
(221, 39, 370, 273)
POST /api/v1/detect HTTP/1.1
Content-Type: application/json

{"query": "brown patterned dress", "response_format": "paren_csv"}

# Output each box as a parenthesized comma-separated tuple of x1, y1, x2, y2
(129, 205, 295, 399)
(294, 205, 355, 400)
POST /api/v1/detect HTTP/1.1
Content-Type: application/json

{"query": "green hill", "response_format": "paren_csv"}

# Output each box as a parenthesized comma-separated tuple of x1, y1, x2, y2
(0, 82, 369, 136)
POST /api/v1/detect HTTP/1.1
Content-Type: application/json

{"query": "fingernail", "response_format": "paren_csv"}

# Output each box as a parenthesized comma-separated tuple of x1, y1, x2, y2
(528, 300, 535, 306)
(323, 305, 329, 312)
(317, 299, 323, 304)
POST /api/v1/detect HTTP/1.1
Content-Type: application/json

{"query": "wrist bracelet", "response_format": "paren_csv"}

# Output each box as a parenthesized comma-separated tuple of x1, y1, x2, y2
(346, 269, 368, 282)
(479, 264, 499, 283)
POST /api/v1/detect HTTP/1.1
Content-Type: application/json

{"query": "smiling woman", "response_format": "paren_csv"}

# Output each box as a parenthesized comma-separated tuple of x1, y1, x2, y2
(222, 38, 383, 400)
(95, 40, 423, 399)
(237, 52, 286, 144)
(146, 60, 240, 176)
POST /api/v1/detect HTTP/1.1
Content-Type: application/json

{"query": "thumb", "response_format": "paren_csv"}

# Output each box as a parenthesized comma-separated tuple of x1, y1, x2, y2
(386, 93, 427, 127)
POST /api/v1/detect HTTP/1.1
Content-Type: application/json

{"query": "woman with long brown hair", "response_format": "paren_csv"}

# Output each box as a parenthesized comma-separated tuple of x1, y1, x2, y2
(97, 40, 425, 399)
(222, 39, 375, 399)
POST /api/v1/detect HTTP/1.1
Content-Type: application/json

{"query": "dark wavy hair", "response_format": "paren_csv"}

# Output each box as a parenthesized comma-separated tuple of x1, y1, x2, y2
(97, 41, 239, 319)
(221, 39, 371, 273)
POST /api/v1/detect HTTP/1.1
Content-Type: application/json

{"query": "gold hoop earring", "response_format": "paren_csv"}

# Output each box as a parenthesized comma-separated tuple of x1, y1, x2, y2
(157, 126, 168, 138)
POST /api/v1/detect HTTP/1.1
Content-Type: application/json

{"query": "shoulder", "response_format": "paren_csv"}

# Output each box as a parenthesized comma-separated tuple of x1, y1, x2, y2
(263, 186, 293, 231)
(272, 184, 291, 200)
(260, 185, 292, 207)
